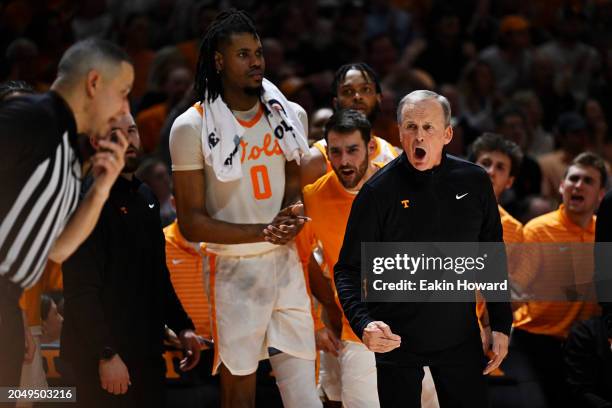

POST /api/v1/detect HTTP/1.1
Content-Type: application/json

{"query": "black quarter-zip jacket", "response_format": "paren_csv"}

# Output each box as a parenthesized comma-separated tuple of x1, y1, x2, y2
(61, 176, 194, 362)
(335, 152, 512, 361)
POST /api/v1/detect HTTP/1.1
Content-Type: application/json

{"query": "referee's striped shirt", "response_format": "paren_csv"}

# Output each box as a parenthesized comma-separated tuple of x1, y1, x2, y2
(0, 92, 82, 289)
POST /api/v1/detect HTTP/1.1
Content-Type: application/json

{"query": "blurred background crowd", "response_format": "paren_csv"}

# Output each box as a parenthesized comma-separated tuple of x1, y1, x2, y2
(3, 0, 612, 224)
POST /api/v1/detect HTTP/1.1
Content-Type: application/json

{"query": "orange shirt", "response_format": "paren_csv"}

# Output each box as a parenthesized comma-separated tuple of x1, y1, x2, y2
(136, 103, 168, 153)
(303, 170, 363, 343)
(164, 221, 211, 338)
(512, 206, 600, 338)
(19, 261, 62, 327)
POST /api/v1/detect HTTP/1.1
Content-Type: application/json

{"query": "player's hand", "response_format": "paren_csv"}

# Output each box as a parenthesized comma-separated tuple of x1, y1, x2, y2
(91, 129, 128, 198)
(23, 326, 35, 364)
(263, 202, 308, 245)
(315, 327, 343, 357)
(99, 354, 131, 395)
(362, 321, 401, 353)
(179, 329, 201, 371)
(322, 303, 343, 338)
(483, 331, 509, 375)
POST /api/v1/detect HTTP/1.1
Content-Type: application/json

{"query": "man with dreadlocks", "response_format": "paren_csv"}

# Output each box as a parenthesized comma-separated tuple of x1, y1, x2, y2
(169, 9, 321, 408)
(301, 63, 399, 187)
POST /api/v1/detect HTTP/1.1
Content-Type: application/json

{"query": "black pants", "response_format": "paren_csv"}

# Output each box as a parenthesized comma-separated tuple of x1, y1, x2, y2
(376, 339, 489, 408)
(0, 278, 24, 408)
(509, 329, 571, 408)
(70, 354, 166, 408)
(0, 277, 24, 387)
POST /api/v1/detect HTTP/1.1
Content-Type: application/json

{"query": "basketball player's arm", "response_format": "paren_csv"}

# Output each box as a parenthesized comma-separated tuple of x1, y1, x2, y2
(307, 254, 343, 336)
(173, 169, 268, 244)
(299, 146, 328, 188)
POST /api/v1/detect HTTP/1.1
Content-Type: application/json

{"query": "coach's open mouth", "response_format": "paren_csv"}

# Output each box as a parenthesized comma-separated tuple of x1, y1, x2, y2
(414, 147, 426, 160)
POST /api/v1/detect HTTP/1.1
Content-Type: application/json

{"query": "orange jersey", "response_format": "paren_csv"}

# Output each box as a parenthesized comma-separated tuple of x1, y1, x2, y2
(303, 170, 364, 343)
(512, 206, 600, 338)
(164, 221, 211, 338)
(477, 206, 524, 321)
(19, 261, 62, 327)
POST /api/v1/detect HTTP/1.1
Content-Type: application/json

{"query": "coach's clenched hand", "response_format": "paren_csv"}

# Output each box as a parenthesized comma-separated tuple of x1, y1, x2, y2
(362, 321, 401, 353)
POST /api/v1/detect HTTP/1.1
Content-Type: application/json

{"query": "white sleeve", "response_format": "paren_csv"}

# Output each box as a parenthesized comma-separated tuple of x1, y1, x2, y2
(169, 108, 205, 171)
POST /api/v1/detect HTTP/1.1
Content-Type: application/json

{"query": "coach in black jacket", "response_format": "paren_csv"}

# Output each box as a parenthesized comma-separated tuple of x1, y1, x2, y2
(61, 114, 200, 408)
(335, 90, 512, 407)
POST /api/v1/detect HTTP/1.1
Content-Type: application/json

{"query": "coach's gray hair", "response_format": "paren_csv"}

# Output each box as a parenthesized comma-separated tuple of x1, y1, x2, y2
(396, 90, 452, 127)
(56, 38, 131, 85)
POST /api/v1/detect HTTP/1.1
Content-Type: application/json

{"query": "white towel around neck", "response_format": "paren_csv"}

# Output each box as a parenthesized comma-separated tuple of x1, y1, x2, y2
(200, 78, 309, 182)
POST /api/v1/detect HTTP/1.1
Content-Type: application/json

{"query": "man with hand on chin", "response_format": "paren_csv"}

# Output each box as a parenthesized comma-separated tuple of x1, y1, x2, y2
(335, 90, 512, 407)
(61, 113, 200, 408)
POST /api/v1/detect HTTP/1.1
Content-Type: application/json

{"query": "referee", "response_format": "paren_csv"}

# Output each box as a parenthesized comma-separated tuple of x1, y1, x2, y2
(335, 90, 513, 407)
(0, 38, 133, 388)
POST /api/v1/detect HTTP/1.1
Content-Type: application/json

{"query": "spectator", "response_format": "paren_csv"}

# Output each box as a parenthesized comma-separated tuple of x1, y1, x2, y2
(537, 5, 601, 103)
(365, 0, 413, 50)
(529, 50, 577, 131)
(120, 13, 155, 103)
(4, 38, 44, 91)
(581, 98, 609, 154)
(495, 105, 543, 219)
(512, 152, 606, 408)
(512, 90, 554, 157)
(414, 4, 474, 85)
(71, 0, 114, 41)
(479, 15, 532, 95)
(137, 64, 192, 153)
(539, 112, 589, 204)
(458, 60, 499, 134)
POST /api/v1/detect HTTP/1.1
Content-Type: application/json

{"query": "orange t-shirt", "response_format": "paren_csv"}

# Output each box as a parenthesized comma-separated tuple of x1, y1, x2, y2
(477, 205, 523, 321)
(303, 170, 364, 343)
(164, 220, 211, 338)
(136, 103, 168, 153)
(512, 206, 600, 338)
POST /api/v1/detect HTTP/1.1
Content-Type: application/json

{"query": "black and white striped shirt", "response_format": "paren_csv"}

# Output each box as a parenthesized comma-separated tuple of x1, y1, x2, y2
(0, 92, 82, 289)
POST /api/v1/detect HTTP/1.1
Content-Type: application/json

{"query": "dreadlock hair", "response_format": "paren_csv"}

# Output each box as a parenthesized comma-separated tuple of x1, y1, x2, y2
(194, 9, 259, 104)
(332, 63, 382, 98)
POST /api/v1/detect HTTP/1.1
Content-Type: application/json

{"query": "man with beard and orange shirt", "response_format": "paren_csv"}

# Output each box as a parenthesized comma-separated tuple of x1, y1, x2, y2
(303, 109, 381, 407)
